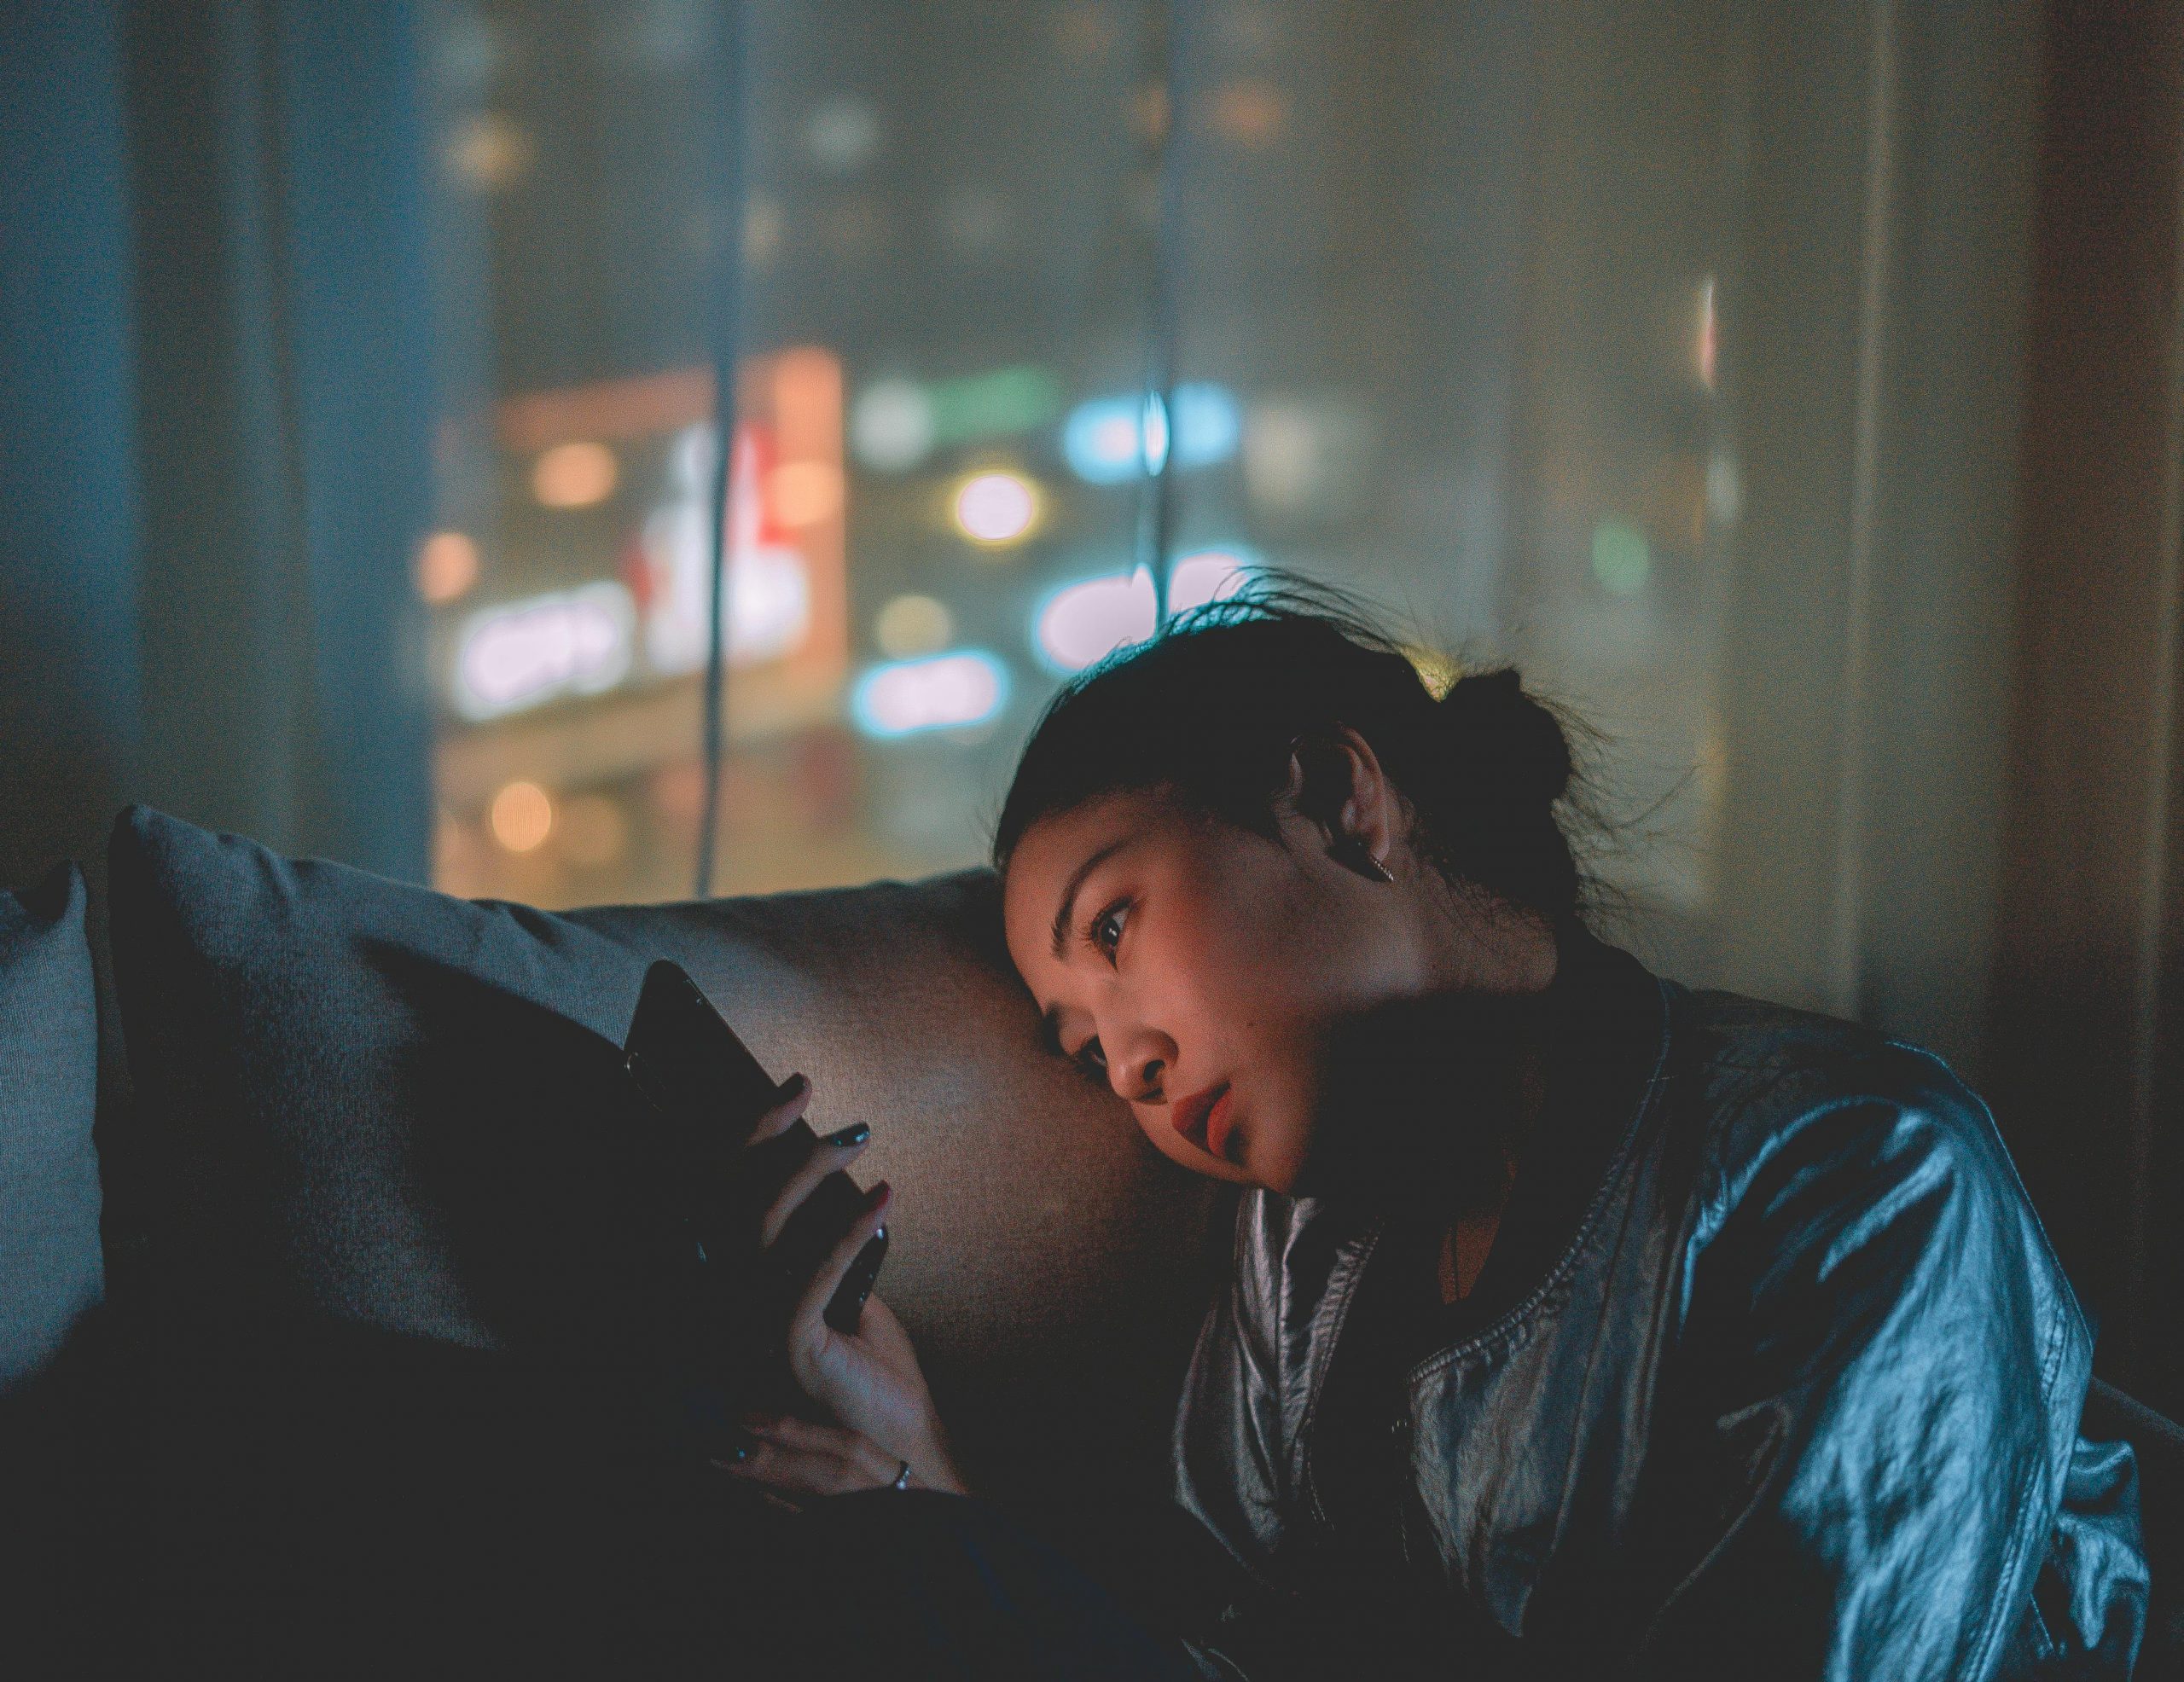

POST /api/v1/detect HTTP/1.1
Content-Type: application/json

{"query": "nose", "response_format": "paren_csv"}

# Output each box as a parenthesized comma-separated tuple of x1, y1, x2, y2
(1106, 1022, 1173, 1105)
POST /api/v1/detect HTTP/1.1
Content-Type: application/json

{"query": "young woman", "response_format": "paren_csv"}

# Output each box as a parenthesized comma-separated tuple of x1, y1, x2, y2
(714, 591, 2148, 1679)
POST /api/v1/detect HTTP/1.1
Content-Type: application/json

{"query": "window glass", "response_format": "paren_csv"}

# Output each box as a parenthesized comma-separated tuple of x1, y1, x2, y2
(420, 0, 1763, 937)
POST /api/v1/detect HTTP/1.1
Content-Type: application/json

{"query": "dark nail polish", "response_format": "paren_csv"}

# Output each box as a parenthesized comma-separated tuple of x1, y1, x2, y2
(720, 1425, 757, 1461)
(820, 1121, 870, 1149)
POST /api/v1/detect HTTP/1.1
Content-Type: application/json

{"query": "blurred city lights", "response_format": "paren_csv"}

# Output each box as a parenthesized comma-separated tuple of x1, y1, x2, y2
(851, 365, 1063, 473)
(1166, 547, 1256, 612)
(768, 460, 844, 525)
(1697, 276, 1719, 392)
(1141, 392, 1170, 475)
(1240, 397, 1371, 517)
(874, 593, 955, 658)
(445, 111, 534, 190)
(1061, 383, 1241, 484)
(532, 440, 619, 508)
(453, 582, 636, 719)
(952, 471, 1039, 545)
(804, 96, 882, 175)
(1591, 521, 1651, 596)
(930, 363, 1061, 444)
(488, 780, 555, 853)
(851, 650, 1010, 738)
(851, 379, 935, 470)
(1063, 399, 1143, 484)
(1034, 566, 1157, 672)
(642, 421, 813, 674)
(1706, 455, 1742, 525)
(1031, 548, 1256, 672)
(415, 531, 480, 605)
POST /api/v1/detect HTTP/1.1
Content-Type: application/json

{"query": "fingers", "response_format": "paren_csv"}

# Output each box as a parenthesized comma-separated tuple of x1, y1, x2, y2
(759, 1121, 873, 1250)
(743, 1072, 813, 1147)
(711, 1413, 903, 1499)
(787, 1180, 891, 1351)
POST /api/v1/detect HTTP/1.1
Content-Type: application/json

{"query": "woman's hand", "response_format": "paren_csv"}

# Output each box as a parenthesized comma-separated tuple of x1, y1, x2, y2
(712, 1395, 972, 1514)
(728, 1077, 972, 1500)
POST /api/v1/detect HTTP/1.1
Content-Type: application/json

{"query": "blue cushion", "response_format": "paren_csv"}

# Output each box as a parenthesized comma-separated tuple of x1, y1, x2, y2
(0, 863, 102, 1391)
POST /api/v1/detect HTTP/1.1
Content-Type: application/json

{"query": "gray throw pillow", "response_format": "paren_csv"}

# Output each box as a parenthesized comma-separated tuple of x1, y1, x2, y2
(103, 804, 1223, 1669)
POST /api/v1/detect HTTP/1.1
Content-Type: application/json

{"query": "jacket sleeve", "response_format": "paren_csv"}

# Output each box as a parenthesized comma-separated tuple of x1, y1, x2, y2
(1626, 1069, 2139, 1680)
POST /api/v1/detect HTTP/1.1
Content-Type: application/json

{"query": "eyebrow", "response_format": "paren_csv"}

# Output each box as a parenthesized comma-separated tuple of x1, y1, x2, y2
(1049, 837, 1130, 960)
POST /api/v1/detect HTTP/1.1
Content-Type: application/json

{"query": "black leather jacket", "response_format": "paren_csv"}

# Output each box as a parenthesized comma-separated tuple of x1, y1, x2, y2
(1167, 933, 2150, 1680)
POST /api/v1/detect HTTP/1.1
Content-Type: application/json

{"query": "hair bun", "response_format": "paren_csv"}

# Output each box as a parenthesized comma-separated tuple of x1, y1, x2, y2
(1438, 668, 1573, 811)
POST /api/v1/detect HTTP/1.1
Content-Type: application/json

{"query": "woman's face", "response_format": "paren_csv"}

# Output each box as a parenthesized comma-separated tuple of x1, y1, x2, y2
(1002, 786, 1431, 1193)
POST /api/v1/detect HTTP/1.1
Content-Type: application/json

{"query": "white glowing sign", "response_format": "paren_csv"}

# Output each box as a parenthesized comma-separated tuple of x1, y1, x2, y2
(453, 582, 636, 721)
(1032, 548, 1257, 674)
(642, 422, 813, 675)
(1035, 566, 1158, 673)
(1165, 548, 1253, 612)
(851, 650, 1009, 738)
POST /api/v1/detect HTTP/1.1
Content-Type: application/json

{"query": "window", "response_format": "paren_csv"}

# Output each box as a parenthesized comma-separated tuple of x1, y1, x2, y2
(417, 0, 1814, 993)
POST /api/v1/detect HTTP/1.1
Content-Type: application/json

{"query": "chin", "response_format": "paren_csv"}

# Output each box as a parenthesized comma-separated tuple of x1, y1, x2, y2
(1241, 1124, 1310, 1196)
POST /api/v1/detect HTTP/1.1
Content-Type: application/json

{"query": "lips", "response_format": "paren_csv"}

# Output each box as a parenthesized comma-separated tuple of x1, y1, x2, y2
(1171, 1082, 1237, 1161)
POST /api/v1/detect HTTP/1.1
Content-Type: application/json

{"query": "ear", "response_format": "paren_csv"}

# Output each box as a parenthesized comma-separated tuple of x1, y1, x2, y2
(1282, 726, 1400, 861)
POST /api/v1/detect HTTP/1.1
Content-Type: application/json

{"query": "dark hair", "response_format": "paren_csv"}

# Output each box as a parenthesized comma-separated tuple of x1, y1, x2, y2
(993, 582, 1589, 928)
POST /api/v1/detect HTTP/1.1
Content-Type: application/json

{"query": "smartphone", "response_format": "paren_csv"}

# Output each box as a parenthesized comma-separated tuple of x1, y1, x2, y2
(622, 961, 888, 1382)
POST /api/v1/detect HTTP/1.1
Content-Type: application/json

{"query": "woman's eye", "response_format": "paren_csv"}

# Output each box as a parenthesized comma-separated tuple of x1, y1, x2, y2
(1075, 1039, 1107, 1080)
(1089, 901, 1130, 961)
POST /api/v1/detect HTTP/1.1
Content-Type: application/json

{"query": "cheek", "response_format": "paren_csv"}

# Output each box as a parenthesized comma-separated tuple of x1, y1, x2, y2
(1155, 852, 1331, 1030)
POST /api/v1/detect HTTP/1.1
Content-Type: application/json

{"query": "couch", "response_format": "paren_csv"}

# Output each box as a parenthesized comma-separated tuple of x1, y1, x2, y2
(3, 807, 1232, 1675)
(5, 809, 2178, 1676)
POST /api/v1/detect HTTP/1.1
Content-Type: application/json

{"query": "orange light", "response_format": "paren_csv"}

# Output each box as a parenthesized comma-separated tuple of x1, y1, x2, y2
(498, 368, 714, 454)
(532, 442, 619, 509)
(1697, 276, 1719, 392)
(488, 780, 555, 853)
(768, 460, 844, 525)
(415, 531, 480, 605)
(446, 113, 533, 190)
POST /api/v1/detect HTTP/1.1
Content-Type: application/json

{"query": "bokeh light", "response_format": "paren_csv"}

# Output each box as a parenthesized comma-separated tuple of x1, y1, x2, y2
(1034, 567, 1157, 672)
(454, 583, 635, 719)
(1166, 547, 1254, 612)
(1591, 520, 1651, 595)
(951, 471, 1039, 545)
(874, 593, 954, 658)
(852, 650, 1009, 737)
(488, 780, 555, 852)
(1062, 384, 1240, 484)
(415, 531, 480, 604)
(531, 441, 619, 508)
(851, 379, 935, 470)
(768, 460, 844, 525)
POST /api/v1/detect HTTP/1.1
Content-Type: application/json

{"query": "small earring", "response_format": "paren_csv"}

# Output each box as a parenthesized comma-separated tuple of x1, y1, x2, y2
(1334, 837, 1396, 884)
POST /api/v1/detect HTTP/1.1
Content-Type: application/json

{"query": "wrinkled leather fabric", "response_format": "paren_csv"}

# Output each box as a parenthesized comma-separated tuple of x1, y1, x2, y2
(1170, 948, 2151, 1680)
